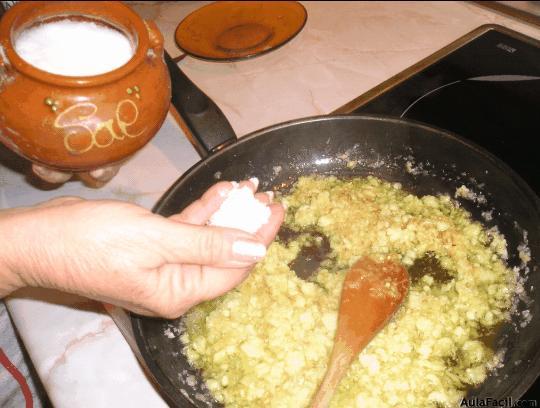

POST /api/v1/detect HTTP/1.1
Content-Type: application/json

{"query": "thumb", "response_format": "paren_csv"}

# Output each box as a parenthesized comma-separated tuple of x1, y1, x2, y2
(155, 219, 267, 268)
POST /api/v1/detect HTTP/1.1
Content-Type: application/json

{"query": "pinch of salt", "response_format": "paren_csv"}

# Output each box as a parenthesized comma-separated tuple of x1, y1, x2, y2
(209, 184, 271, 234)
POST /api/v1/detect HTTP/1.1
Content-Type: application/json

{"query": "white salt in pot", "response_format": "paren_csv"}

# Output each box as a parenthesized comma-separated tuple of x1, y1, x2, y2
(0, 1, 171, 171)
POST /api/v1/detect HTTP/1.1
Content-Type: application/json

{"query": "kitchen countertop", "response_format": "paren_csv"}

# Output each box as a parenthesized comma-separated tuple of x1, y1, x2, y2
(2, 2, 540, 407)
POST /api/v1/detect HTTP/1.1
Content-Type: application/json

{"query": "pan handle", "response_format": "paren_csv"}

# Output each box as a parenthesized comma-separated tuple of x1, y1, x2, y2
(164, 52, 237, 158)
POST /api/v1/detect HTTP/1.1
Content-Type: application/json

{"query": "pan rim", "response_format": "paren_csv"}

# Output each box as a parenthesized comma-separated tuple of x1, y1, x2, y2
(154, 114, 540, 215)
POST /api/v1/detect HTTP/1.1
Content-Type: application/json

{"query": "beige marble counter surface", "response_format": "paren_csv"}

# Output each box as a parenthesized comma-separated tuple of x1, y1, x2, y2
(3, 2, 540, 407)
(131, 1, 540, 137)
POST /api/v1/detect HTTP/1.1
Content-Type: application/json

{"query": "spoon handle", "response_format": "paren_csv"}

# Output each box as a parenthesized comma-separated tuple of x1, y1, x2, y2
(310, 340, 354, 408)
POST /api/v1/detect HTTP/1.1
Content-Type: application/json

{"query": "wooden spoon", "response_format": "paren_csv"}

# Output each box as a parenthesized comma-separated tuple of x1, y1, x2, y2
(310, 256, 410, 408)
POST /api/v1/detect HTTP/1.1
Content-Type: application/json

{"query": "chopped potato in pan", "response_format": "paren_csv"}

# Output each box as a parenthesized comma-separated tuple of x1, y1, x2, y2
(181, 176, 514, 408)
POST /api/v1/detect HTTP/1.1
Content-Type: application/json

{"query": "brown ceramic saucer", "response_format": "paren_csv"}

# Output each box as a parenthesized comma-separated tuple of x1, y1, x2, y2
(175, 1, 307, 62)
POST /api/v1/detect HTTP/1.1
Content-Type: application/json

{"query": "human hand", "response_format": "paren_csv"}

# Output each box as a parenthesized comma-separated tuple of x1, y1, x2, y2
(32, 162, 122, 187)
(0, 180, 284, 318)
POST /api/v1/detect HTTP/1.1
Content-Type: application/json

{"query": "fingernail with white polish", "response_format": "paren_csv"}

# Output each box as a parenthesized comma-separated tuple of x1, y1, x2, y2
(249, 177, 259, 189)
(265, 191, 274, 201)
(232, 240, 266, 259)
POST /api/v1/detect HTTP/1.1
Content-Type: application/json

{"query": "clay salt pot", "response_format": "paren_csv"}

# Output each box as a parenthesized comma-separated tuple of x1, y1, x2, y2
(0, 1, 171, 172)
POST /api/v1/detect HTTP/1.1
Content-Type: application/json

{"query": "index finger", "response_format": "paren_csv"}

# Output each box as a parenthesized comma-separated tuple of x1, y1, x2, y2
(170, 181, 234, 224)
(171, 178, 261, 225)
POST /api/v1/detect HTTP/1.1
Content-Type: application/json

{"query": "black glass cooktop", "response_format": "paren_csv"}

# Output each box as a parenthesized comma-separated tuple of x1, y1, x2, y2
(342, 24, 540, 400)
(345, 25, 540, 195)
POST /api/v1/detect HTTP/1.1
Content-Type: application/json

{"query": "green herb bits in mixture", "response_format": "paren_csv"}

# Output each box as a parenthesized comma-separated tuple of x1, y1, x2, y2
(181, 176, 515, 408)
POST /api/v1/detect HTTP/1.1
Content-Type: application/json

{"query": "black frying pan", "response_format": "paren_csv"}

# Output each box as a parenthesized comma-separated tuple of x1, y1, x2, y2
(131, 54, 540, 407)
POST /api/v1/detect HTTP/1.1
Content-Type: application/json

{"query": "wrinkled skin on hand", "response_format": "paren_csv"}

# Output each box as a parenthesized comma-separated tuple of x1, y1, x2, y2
(0, 180, 284, 318)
